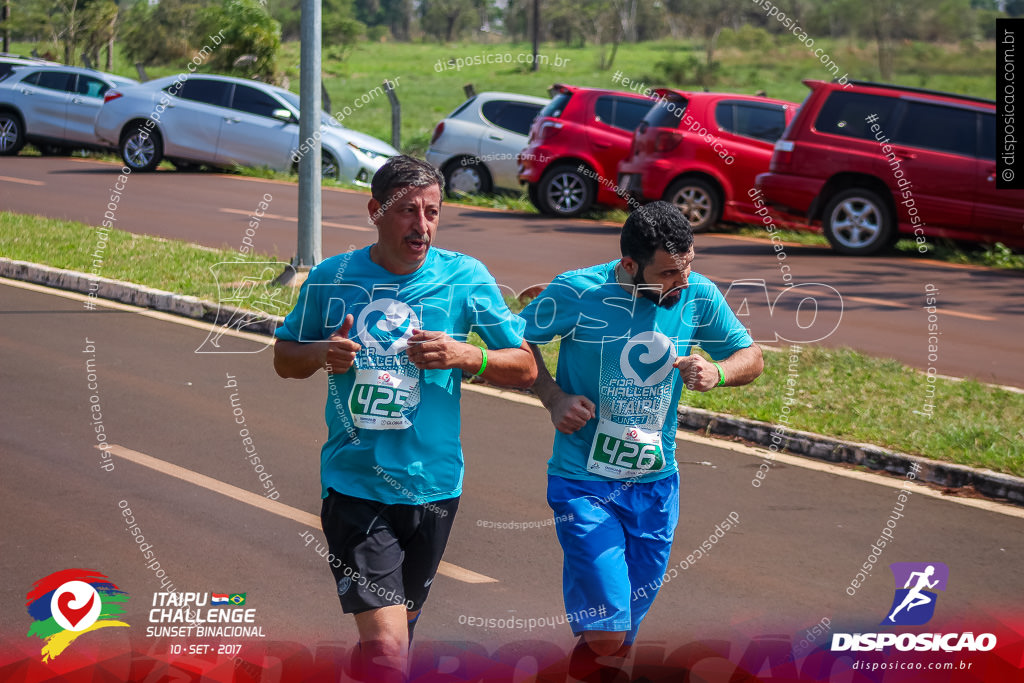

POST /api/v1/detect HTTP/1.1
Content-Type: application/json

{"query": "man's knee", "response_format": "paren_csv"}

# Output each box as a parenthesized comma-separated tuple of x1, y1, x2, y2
(360, 634, 406, 661)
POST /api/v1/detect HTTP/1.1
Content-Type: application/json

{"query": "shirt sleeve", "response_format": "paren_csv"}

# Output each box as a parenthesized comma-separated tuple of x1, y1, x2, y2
(463, 260, 525, 350)
(692, 278, 754, 360)
(274, 268, 326, 343)
(519, 274, 584, 345)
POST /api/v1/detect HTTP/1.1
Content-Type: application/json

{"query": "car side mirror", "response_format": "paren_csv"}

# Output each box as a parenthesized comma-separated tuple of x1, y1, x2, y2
(272, 108, 295, 123)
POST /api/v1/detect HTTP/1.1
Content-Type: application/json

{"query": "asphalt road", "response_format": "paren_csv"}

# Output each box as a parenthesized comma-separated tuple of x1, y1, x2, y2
(2, 157, 1023, 388)
(1, 280, 1022, 681)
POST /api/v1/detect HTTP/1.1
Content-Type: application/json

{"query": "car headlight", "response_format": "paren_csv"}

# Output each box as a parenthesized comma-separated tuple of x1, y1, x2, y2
(346, 142, 389, 160)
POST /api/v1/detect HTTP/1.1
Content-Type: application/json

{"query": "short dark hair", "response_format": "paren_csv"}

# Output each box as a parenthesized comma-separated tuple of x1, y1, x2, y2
(620, 201, 694, 266)
(370, 155, 444, 204)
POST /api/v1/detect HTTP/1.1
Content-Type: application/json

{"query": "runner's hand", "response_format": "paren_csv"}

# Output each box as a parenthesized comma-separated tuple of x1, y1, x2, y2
(324, 315, 361, 374)
(675, 354, 719, 392)
(549, 393, 596, 434)
(406, 329, 473, 370)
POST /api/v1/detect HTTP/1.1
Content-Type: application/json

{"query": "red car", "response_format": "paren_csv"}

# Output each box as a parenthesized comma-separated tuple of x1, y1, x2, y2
(756, 79, 1024, 255)
(617, 89, 796, 232)
(517, 84, 655, 217)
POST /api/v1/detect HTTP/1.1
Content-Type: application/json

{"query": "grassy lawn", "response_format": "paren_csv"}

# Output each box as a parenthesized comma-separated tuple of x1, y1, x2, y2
(4, 211, 1020, 476)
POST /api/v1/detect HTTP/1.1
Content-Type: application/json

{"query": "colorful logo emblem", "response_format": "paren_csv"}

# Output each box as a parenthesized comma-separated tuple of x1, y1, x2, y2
(229, 593, 247, 605)
(883, 562, 949, 626)
(26, 569, 129, 662)
(620, 332, 676, 387)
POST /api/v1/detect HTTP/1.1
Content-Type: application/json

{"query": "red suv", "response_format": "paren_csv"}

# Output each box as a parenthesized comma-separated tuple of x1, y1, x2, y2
(617, 89, 796, 232)
(757, 80, 1024, 255)
(517, 84, 654, 217)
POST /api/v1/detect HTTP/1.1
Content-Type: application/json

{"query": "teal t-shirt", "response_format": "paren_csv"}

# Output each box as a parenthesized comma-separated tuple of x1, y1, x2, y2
(520, 261, 752, 482)
(275, 246, 525, 503)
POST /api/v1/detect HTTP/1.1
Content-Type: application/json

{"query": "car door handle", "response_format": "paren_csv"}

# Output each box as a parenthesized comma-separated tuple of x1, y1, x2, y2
(595, 141, 611, 148)
(224, 117, 240, 123)
(986, 168, 997, 182)
(19, 88, 31, 95)
(894, 147, 917, 160)
(71, 97, 84, 104)
(489, 134, 503, 140)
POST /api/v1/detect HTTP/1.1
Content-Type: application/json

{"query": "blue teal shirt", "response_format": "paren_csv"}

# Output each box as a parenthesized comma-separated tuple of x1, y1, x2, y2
(521, 261, 752, 482)
(275, 246, 525, 503)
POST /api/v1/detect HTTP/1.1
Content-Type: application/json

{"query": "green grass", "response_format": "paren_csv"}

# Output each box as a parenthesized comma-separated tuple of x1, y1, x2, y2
(4, 210, 1020, 476)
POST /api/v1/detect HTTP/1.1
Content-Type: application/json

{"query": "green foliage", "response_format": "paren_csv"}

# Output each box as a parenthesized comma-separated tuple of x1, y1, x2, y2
(119, 0, 211, 65)
(419, 0, 478, 43)
(719, 25, 776, 52)
(198, 0, 281, 78)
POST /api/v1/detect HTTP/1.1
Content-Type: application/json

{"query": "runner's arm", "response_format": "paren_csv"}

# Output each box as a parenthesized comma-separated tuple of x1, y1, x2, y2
(274, 315, 360, 379)
(529, 343, 595, 434)
(407, 331, 537, 388)
(675, 343, 764, 392)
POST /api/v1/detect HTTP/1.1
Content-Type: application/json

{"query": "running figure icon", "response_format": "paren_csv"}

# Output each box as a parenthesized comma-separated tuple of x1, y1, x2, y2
(888, 565, 939, 623)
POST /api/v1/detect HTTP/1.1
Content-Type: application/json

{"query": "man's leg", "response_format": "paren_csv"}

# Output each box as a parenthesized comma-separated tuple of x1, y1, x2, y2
(352, 605, 410, 683)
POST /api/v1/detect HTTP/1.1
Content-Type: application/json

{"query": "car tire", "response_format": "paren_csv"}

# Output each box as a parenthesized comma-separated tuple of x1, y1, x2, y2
(444, 157, 493, 196)
(322, 152, 339, 181)
(663, 178, 721, 233)
(822, 188, 896, 256)
(536, 163, 595, 217)
(0, 111, 25, 156)
(120, 123, 162, 172)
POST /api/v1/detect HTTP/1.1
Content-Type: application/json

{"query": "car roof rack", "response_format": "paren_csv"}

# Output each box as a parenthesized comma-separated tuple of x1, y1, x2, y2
(839, 79, 995, 106)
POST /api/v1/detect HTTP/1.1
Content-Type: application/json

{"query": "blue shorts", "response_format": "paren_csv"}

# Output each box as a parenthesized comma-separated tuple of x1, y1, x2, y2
(547, 473, 679, 644)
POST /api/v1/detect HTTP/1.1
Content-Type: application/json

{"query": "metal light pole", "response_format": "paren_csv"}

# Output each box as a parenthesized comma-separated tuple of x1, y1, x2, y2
(297, 0, 322, 269)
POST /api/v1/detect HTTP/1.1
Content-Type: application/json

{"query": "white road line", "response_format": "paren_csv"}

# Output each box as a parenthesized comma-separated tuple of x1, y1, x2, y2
(219, 208, 372, 233)
(0, 176, 45, 186)
(101, 444, 498, 584)
(6, 277, 1019, 519)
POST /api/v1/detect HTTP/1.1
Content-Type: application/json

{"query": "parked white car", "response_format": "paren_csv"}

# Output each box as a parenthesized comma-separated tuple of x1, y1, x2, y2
(0, 64, 137, 155)
(426, 91, 548, 195)
(94, 74, 397, 183)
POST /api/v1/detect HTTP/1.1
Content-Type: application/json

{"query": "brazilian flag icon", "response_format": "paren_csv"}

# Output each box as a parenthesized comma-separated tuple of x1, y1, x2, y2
(229, 593, 246, 605)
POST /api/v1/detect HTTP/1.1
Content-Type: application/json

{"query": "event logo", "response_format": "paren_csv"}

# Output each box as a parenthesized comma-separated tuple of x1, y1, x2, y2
(26, 569, 129, 662)
(884, 562, 948, 626)
(620, 332, 676, 387)
(356, 299, 420, 355)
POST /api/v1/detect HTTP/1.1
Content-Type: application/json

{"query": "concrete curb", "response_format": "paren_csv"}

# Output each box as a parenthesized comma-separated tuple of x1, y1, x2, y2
(677, 407, 1024, 507)
(0, 258, 284, 335)
(5, 257, 1023, 508)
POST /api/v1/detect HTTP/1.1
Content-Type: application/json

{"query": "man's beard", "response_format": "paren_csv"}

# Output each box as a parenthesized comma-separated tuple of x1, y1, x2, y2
(635, 266, 682, 308)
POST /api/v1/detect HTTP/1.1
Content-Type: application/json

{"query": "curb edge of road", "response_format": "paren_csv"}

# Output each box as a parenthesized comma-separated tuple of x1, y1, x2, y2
(4, 257, 1023, 509)
(676, 406, 1024, 507)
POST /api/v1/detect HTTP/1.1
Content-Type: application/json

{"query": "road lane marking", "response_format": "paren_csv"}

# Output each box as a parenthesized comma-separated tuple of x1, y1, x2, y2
(0, 176, 45, 186)
(219, 208, 372, 232)
(100, 443, 498, 584)
(838, 295, 995, 321)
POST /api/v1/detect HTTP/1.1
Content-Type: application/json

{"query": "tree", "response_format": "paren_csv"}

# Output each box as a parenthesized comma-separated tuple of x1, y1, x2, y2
(120, 0, 211, 65)
(4, 0, 118, 66)
(420, 0, 477, 42)
(198, 0, 281, 79)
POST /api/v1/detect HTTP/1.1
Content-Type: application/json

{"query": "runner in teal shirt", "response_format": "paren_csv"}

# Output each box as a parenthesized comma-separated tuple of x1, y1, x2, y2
(522, 201, 763, 678)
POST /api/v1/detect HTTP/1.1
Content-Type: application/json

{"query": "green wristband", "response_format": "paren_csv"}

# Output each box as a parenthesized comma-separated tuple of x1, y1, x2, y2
(712, 361, 725, 387)
(475, 347, 488, 376)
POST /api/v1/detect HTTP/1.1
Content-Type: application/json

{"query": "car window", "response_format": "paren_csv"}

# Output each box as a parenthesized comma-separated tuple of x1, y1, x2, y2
(23, 70, 73, 93)
(814, 91, 901, 140)
(643, 97, 687, 128)
(480, 100, 542, 136)
(980, 113, 995, 160)
(174, 79, 231, 108)
(232, 84, 285, 118)
(894, 101, 978, 157)
(594, 96, 614, 125)
(717, 102, 788, 142)
(73, 75, 109, 98)
(613, 98, 654, 131)
(540, 91, 572, 119)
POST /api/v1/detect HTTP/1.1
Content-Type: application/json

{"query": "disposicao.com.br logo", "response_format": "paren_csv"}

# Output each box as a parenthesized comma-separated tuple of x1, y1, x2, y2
(26, 569, 129, 662)
(831, 562, 996, 653)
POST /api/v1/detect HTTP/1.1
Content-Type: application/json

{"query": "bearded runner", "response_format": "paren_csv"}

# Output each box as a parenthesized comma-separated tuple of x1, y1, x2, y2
(520, 200, 764, 678)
